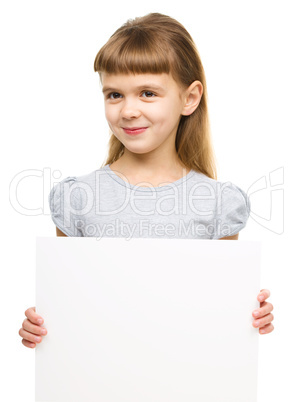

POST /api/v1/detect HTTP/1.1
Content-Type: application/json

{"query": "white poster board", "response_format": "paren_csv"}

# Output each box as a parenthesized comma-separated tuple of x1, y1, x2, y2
(36, 238, 261, 402)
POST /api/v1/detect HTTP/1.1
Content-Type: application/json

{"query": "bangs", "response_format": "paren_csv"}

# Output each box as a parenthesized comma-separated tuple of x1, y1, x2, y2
(94, 27, 173, 75)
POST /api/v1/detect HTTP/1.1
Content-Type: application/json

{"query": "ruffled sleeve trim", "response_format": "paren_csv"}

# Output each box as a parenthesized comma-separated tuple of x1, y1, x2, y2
(48, 176, 84, 237)
(213, 182, 251, 239)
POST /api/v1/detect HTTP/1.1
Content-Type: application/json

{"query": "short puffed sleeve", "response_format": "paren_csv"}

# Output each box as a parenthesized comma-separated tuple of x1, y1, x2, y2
(213, 181, 251, 239)
(48, 176, 84, 237)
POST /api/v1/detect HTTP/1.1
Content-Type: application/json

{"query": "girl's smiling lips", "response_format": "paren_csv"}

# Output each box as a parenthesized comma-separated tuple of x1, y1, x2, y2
(123, 127, 148, 135)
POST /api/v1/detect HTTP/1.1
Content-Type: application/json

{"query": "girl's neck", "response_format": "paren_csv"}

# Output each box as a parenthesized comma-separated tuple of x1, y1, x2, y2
(109, 154, 190, 187)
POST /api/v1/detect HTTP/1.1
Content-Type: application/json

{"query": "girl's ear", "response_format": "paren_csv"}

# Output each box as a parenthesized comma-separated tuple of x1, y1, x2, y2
(181, 80, 203, 116)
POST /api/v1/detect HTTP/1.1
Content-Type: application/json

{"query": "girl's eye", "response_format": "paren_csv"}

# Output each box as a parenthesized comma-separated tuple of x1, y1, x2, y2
(106, 91, 156, 99)
(108, 92, 122, 99)
(142, 91, 156, 98)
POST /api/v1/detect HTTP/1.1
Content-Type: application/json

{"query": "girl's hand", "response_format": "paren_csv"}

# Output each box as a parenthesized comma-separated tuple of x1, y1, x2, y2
(19, 307, 47, 348)
(252, 289, 274, 334)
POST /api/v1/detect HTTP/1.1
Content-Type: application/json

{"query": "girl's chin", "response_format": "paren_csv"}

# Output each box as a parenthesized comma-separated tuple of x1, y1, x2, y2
(123, 145, 156, 155)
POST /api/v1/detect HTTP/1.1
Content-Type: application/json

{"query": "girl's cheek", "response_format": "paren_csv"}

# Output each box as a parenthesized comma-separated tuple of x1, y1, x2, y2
(105, 109, 115, 124)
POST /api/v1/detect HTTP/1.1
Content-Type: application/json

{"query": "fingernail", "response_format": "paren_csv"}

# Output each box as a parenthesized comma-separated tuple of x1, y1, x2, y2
(253, 310, 259, 317)
(37, 319, 43, 324)
(41, 329, 47, 335)
(259, 296, 264, 302)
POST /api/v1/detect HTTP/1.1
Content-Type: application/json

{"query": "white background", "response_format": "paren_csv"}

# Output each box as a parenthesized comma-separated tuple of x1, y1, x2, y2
(1, 0, 292, 401)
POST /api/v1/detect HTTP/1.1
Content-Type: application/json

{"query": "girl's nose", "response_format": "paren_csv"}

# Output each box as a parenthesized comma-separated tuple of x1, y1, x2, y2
(121, 99, 141, 119)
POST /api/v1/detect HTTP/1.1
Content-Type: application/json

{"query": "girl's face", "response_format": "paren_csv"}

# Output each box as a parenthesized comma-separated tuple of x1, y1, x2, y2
(101, 72, 189, 159)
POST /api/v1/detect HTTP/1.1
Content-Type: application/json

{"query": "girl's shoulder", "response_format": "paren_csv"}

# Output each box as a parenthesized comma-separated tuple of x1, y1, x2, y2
(47, 169, 100, 237)
(48, 167, 105, 201)
(187, 170, 251, 238)
(47, 175, 81, 237)
(188, 170, 250, 205)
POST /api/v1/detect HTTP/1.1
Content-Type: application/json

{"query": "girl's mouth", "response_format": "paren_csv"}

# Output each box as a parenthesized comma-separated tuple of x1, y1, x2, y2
(123, 127, 148, 135)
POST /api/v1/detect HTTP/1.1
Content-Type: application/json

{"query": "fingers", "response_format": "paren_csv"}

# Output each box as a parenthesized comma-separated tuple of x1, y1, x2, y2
(25, 306, 44, 325)
(252, 312, 274, 329)
(19, 327, 43, 345)
(22, 339, 36, 349)
(258, 289, 270, 302)
(252, 301, 274, 318)
(259, 323, 274, 335)
(22, 317, 47, 336)
(253, 289, 275, 334)
(20, 307, 47, 349)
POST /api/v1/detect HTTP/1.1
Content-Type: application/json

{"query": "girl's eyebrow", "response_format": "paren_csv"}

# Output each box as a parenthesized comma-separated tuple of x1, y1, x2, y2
(102, 84, 165, 94)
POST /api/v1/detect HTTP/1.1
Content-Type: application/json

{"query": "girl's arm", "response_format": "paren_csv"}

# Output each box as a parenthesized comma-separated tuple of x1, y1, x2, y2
(56, 227, 67, 237)
(219, 234, 239, 240)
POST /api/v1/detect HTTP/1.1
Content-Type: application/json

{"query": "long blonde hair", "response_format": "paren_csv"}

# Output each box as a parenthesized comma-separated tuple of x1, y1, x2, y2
(94, 13, 217, 180)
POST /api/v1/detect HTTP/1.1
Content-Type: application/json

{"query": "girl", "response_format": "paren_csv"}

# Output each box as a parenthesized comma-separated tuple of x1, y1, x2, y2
(19, 12, 274, 348)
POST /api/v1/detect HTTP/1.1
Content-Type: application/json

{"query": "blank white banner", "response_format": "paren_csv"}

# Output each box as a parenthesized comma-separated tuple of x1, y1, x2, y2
(35, 238, 261, 402)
